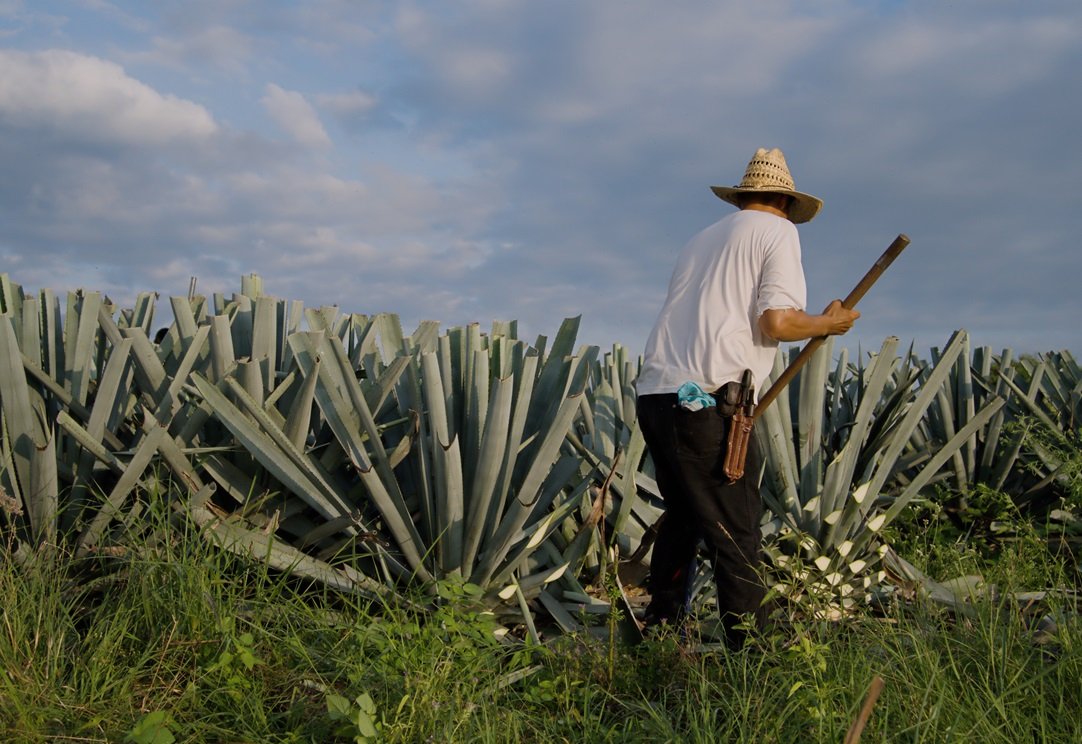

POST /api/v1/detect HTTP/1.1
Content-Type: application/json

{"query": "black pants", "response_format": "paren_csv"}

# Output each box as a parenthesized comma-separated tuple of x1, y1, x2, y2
(637, 393, 766, 647)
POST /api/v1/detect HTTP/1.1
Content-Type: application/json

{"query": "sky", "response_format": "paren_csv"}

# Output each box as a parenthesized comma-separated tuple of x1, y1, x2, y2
(1, 1, 1080, 359)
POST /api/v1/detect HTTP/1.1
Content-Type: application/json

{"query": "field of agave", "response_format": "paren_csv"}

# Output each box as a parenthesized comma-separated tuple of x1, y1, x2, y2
(0, 272, 1078, 633)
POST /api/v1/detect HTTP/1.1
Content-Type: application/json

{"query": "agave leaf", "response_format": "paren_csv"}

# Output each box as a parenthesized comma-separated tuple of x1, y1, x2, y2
(231, 294, 254, 360)
(491, 350, 539, 525)
(122, 326, 169, 409)
(880, 547, 979, 616)
(421, 348, 453, 516)
(367, 356, 411, 419)
(27, 415, 57, 546)
(0, 315, 42, 513)
(319, 328, 411, 486)
(583, 376, 617, 461)
(221, 374, 362, 518)
(154, 324, 210, 425)
(819, 337, 900, 528)
(302, 306, 335, 336)
(436, 435, 466, 576)
(68, 337, 136, 529)
(396, 347, 436, 544)
(976, 348, 1014, 482)
(264, 366, 298, 412)
(18, 350, 126, 451)
(526, 316, 581, 433)
(996, 362, 1058, 431)
(63, 291, 103, 407)
(955, 334, 977, 476)
(19, 295, 41, 369)
(461, 373, 514, 574)
(56, 411, 125, 476)
(251, 296, 279, 393)
(189, 508, 392, 597)
(474, 388, 587, 586)
(848, 396, 1006, 559)
(208, 314, 237, 383)
(406, 320, 441, 355)
(166, 295, 200, 374)
(237, 359, 265, 407)
(797, 338, 832, 510)
(987, 362, 1048, 490)
(0, 274, 23, 317)
(373, 313, 406, 365)
(824, 334, 968, 546)
(933, 385, 966, 492)
(284, 354, 321, 449)
(151, 422, 209, 494)
(191, 373, 353, 519)
(860, 330, 969, 506)
(611, 425, 647, 538)
(38, 289, 63, 380)
(287, 333, 432, 580)
(76, 419, 168, 554)
(95, 301, 126, 352)
(827, 347, 850, 438)
(537, 589, 584, 633)
(171, 294, 200, 338)
(491, 475, 589, 588)
(200, 453, 262, 507)
(463, 347, 489, 494)
(756, 381, 800, 521)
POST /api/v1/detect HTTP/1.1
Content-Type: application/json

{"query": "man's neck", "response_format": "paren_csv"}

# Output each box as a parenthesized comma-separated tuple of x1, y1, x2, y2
(741, 203, 790, 220)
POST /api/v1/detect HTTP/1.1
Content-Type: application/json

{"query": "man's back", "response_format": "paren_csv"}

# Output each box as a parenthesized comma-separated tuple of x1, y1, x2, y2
(636, 209, 806, 396)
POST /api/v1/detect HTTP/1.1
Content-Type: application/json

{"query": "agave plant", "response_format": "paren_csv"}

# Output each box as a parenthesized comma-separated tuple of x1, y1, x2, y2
(568, 343, 662, 556)
(753, 331, 1007, 615)
(12, 272, 650, 635)
(171, 308, 610, 615)
(984, 350, 1082, 503)
(6, 269, 1078, 635)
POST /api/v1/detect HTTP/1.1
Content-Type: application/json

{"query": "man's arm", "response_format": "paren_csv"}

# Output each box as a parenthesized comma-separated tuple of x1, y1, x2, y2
(759, 299, 860, 342)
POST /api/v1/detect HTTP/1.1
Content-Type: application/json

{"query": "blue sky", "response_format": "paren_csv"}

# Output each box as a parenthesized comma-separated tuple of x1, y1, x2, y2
(1, 1, 1079, 357)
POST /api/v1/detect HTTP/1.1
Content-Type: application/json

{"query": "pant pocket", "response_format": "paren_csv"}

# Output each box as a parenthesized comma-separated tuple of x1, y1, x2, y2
(673, 407, 725, 459)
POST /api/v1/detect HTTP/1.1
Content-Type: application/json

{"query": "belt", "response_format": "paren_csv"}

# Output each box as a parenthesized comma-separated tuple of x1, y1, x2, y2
(639, 381, 742, 416)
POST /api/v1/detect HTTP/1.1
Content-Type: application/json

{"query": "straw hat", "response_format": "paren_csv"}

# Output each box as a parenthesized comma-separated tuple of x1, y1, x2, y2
(711, 148, 823, 224)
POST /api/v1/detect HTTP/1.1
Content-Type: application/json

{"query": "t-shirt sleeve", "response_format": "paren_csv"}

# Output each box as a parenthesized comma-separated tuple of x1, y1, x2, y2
(755, 228, 807, 317)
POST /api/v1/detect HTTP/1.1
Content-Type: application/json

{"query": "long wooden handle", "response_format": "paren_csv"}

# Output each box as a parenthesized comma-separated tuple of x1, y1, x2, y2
(753, 234, 910, 419)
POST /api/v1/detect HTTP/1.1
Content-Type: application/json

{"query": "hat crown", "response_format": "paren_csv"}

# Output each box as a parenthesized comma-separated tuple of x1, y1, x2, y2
(710, 146, 822, 223)
(736, 147, 796, 191)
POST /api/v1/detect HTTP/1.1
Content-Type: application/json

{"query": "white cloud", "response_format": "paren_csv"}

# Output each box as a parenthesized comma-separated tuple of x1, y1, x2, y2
(317, 89, 378, 116)
(441, 47, 513, 98)
(122, 24, 254, 73)
(853, 14, 1080, 94)
(0, 49, 218, 145)
(393, 6, 515, 100)
(2, 1, 1081, 354)
(261, 83, 332, 149)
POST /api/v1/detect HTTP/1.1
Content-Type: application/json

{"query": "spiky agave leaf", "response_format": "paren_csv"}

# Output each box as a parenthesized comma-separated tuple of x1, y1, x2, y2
(755, 331, 1009, 614)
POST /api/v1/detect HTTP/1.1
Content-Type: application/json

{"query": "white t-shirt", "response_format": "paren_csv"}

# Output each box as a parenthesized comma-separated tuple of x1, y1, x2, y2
(636, 209, 807, 398)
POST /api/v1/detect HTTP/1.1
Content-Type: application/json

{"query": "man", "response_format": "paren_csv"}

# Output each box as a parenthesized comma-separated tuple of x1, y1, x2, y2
(635, 147, 859, 648)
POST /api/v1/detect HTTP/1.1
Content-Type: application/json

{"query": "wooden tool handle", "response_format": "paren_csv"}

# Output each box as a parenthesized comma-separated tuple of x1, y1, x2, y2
(753, 234, 910, 419)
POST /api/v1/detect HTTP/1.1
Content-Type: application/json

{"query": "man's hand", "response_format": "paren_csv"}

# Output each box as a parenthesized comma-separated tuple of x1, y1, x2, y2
(821, 299, 860, 335)
(759, 301, 860, 342)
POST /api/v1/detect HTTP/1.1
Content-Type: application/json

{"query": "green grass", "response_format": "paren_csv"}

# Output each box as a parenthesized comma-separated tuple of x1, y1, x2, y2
(0, 521, 1079, 743)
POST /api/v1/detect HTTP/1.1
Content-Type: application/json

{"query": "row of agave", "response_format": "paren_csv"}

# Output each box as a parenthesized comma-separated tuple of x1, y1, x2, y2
(0, 273, 1074, 630)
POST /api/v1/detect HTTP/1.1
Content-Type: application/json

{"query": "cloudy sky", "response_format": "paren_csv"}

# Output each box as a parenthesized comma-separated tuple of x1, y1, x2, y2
(1, 1, 1079, 358)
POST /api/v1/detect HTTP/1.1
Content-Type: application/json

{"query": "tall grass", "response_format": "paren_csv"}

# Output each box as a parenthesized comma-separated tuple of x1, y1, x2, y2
(1, 512, 1078, 743)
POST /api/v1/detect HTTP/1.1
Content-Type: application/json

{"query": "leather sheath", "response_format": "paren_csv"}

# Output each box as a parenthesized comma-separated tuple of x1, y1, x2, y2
(723, 411, 753, 482)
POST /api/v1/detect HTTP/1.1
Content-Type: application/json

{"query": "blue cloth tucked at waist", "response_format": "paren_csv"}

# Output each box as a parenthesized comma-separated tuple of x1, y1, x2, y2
(676, 381, 716, 411)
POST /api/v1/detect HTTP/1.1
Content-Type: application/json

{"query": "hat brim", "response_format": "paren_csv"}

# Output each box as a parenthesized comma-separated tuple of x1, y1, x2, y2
(710, 185, 823, 224)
